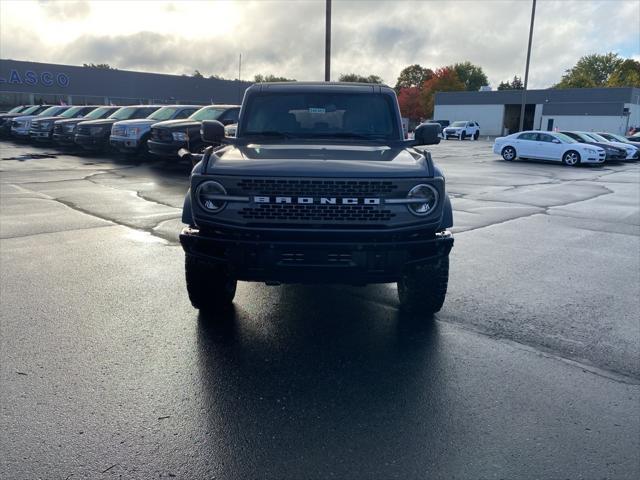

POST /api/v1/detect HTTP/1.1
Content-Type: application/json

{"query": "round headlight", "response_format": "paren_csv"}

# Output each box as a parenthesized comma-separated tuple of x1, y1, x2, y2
(196, 181, 227, 213)
(406, 184, 439, 216)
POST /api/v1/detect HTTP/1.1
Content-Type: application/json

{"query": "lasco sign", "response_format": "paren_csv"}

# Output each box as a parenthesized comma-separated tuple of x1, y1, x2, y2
(0, 69, 70, 88)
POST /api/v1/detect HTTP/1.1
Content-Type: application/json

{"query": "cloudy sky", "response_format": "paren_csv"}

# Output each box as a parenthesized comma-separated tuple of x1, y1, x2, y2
(1, 0, 639, 88)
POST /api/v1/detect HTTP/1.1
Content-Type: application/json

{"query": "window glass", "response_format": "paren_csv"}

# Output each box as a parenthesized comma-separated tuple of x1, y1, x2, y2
(553, 132, 576, 143)
(538, 133, 555, 142)
(174, 108, 197, 119)
(451, 121, 467, 127)
(109, 107, 138, 120)
(37, 106, 66, 117)
(584, 132, 608, 142)
(148, 107, 180, 121)
(84, 107, 114, 119)
(190, 107, 227, 121)
(517, 132, 538, 141)
(59, 106, 86, 118)
(243, 92, 399, 140)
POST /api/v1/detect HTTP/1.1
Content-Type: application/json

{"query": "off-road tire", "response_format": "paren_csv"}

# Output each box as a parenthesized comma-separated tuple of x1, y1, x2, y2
(397, 256, 449, 315)
(185, 254, 237, 311)
(502, 146, 516, 161)
(562, 150, 581, 167)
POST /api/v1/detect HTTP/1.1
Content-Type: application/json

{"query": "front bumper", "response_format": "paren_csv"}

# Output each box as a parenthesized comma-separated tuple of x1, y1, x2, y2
(180, 226, 454, 284)
(52, 133, 76, 145)
(148, 139, 186, 157)
(74, 133, 108, 150)
(110, 135, 141, 152)
(29, 129, 53, 141)
(11, 127, 30, 138)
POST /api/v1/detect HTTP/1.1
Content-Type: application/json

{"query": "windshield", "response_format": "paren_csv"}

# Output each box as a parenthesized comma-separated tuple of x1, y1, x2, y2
(600, 133, 628, 143)
(7, 105, 25, 113)
(84, 107, 112, 119)
(554, 133, 576, 143)
(60, 106, 85, 118)
(38, 106, 65, 116)
(108, 107, 139, 120)
(584, 132, 608, 142)
(18, 105, 41, 115)
(148, 107, 180, 121)
(451, 121, 466, 127)
(191, 107, 227, 121)
(241, 92, 399, 141)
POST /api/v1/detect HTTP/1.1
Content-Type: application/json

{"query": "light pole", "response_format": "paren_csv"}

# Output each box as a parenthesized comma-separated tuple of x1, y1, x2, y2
(519, 0, 537, 132)
(325, 0, 331, 81)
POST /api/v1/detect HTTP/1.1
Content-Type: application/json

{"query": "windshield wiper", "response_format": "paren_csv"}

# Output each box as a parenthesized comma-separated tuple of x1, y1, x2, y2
(311, 133, 389, 141)
(245, 131, 299, 139)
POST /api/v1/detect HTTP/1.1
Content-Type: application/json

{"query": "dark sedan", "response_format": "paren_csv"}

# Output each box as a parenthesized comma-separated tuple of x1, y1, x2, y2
(560, 131, 627, 162)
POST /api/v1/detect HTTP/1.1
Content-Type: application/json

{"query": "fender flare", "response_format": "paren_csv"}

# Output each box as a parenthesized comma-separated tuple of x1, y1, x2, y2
(182, 189, 194, 225)
(439, 195, 453, 230)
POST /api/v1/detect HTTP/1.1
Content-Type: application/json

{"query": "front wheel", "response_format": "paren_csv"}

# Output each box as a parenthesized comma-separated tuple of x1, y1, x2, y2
(502, 146, 516, 161)
(473, 131, 479, 140)
(562, 150, 581, 166)
(185, 254, 237, 312)
(397, 257, 449, 315)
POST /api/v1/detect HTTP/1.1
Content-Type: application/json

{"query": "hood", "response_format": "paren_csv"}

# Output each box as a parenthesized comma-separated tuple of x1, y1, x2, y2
(206, 143, 431, 178)
(32, 115, 65, 123)
(606, 141, 637, 152)
(55, 117, 86, 126)
(78, 118, 118, 127)
(0, 113, 24, 120)
(151, 119, 201, 130)
(12, 114, 40, 122)
(113, 119, 155, 127)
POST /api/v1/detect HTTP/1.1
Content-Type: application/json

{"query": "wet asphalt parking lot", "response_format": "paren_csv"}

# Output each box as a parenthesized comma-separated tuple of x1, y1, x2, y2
(1, 138, 639, 479)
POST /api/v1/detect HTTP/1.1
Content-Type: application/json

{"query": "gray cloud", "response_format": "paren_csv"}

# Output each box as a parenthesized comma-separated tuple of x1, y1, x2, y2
(3, 1, 639, 88)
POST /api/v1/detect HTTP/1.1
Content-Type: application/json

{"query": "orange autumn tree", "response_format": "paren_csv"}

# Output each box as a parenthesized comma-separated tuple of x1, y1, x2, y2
(397, 87, 426, 124)
(420, 67, 466, 119)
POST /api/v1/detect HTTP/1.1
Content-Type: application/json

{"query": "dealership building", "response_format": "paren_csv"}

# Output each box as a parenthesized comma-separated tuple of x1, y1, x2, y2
(434, 87, 640, 136)
(0, 59, 251, 109)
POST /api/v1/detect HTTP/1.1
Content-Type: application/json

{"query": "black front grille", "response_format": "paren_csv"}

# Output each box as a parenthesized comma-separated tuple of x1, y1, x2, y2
(76, 125, 90, 135)
(151, 128, 172, 142)
(278, 251, 353, 266)
(239, 204, 395, 222)
(236, 179, 399, 197)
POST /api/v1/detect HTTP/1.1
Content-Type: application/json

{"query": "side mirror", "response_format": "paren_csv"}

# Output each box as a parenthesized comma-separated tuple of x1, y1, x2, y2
(201, 120, 225, 144)
(552, 139, 561, 144)
(414, 123, 441, 145)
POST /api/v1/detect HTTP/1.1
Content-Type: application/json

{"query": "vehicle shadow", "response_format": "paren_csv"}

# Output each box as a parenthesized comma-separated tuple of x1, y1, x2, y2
(194, 286, 465, 478)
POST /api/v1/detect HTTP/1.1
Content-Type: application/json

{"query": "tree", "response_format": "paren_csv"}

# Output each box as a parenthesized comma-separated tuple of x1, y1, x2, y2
(254, 74, 296, 82)
(397, 87, 425, 123)
(556, 52, 624, 88)
(420, 67, 466, 118)
(338, 73, 384, 84)
(453, 61, 488, 91)
(497, 75, 524, 90)
(192, 70, 204, 78)
(83, 63, 115, 69)
(607, 59, 640, 87)
(394, 64, 434, 93)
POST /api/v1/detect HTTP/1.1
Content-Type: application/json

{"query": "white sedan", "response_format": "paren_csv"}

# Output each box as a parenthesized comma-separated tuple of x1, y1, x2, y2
(581, 132, 639, 160)
(493, 131, 606, 166)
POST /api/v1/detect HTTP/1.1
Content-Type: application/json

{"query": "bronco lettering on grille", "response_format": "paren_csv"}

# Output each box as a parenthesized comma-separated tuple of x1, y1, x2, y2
(253, 196, 381, 205)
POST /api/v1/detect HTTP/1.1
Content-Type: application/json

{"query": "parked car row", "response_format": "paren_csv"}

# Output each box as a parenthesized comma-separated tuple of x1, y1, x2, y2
(493, 130, 640, 166)
(0, 103, 240, 159)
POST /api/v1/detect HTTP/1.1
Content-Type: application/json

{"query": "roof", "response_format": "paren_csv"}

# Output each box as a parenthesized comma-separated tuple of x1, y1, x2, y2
(250, 81, 394, 93)
(435, 87, 640, 106)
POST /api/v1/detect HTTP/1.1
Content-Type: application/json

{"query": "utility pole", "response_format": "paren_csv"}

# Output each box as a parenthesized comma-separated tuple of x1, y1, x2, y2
(325, 0, 331, 81)
(519, 0, 537, 132)
(238, 53, 242, 103)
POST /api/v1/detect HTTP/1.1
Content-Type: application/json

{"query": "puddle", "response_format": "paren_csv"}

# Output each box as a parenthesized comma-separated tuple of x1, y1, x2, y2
(1, 153, 58, 161)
